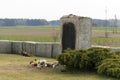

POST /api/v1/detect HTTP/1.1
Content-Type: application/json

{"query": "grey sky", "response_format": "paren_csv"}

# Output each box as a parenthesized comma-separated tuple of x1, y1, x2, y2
(0, 0, 119, 20)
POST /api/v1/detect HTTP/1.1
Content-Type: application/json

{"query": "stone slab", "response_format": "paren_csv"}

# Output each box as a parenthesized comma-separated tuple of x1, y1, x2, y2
(11, 41, 23, 54)
(22, 41, 36, 55)
(51, 42, 62, 58)
(0, 40, 11, 53)
(36, 42, 52, 58)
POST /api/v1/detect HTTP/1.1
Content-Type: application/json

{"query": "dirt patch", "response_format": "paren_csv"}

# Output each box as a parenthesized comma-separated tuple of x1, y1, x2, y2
(0, 28, 60, 36)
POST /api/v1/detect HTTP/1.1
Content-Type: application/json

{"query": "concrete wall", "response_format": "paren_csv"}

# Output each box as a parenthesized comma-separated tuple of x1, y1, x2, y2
(92, 45, 120, 52)
(0, 40, 61, 58)
(22, 41, 36, 55)
(11, 41, 23, 54)
(0, 40, 120, 58)
(52, 42, 61, 58)
(0, 40, 11, 53)
(36, 42, 52, 57)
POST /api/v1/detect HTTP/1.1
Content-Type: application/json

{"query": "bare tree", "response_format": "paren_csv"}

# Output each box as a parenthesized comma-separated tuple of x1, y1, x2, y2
(105, 7, 108, 38)
(52, 27, 59, 42)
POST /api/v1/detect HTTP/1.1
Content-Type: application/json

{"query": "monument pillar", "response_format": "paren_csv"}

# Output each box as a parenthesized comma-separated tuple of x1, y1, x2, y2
(60, 14, 92, 51)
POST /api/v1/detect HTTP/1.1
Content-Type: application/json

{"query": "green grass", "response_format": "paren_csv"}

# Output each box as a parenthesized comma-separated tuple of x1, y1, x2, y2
(0, 53, 55, 63)
(0, 53, 117, 80)
(0, 26, 60, 29)
(92, 37, 120, 47)
(0, 35, 60, 42)
(93, 27, 120, 31)
(92, 37, 120, 42)
(0, 26, 60, 42)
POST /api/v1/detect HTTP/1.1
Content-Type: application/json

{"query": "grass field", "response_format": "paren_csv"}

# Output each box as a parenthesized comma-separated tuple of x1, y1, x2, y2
(92, 37, 120, 46)
(93, 27, 120, 31)
(0, 26, 60, 42)
(0, 53, 118, 80)
(0, 35, 58, 42)
(0, 26, 120, 47)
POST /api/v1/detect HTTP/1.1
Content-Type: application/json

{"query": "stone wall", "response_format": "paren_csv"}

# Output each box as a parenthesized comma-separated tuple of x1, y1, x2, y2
(0, 40, 120, 58)
(0, 40, 61, 58)
(0, 40, 11, 53)
(92, 45, 120, 52)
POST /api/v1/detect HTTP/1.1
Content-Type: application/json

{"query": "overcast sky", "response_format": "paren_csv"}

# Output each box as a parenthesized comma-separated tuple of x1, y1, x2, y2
(0, 0, 119, 20)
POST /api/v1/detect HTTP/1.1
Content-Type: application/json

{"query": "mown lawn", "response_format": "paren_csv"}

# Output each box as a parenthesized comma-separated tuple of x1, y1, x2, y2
(0, 53, 118, 80)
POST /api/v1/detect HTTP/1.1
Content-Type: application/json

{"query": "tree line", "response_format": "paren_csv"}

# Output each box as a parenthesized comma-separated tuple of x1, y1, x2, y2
(0, 19, 60, 26)
(92, 19, 120, 27)
(0, 18, 119, 27)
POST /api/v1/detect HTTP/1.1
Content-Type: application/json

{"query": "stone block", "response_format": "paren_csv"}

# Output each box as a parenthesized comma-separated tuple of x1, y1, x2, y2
(51, 42, 61, 58)
(0, 40, 11, 53)
(22, 41, 36, 55)
(36, 42, 52, 58)
(11, 41, 23, 54)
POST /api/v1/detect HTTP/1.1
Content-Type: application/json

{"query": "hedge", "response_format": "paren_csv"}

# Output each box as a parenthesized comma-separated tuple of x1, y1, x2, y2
(97, 52, 120, 78)
(57, 47, 111, 70)
(57, 48, 120, 79)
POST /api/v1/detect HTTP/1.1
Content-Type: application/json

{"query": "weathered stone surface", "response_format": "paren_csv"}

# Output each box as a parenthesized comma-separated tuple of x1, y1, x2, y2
(0, 40, 62, 58)
(11, 41, 23, 54)
(36, 42, 52, 57)
(0, 40, 11, 53)
(51, 42, 61, 58)
(22, 41, 36, 55)
(60, 14, 92, 51)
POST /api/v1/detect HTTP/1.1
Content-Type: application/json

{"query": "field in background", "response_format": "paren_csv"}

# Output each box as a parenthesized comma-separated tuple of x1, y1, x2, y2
(0, 26, 120, 47)
(0, 26, 60, 42)
(93, 27, 120, 31)
(92, 27, 120, 47)
(0, 53, 117, 80)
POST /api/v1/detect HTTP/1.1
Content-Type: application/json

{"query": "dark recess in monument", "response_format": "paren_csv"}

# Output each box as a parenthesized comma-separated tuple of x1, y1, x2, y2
(62, 22, 76, 51)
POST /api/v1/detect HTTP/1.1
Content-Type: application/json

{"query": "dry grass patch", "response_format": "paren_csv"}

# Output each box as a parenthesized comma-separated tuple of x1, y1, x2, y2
(0, 53, 117, 80)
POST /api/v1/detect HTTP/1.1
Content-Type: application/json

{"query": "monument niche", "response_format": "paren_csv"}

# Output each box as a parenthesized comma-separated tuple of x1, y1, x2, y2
(60, 14, 92, 51)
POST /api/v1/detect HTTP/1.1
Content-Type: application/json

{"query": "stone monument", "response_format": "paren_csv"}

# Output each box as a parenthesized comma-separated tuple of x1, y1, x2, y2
(60, 14, 92, 51)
